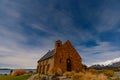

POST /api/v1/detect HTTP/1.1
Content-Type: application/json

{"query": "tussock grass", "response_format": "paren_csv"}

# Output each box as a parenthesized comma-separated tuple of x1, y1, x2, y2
(103, 70, 114, 77)
(72, 72, 108, 80)
(63, 70, 108, 80)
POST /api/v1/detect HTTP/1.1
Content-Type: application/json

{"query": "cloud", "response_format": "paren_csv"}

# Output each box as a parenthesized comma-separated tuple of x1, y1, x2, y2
(93, 57, 120, 66)
(93, 1, 120, 33)
(0, 0, 120, 69)
(31, 24, 48, 33)
(78, 41, 120, 66)
(0, 0, 60, 68)
(0, 38, 50, 69)
(0, 26, 51, 69)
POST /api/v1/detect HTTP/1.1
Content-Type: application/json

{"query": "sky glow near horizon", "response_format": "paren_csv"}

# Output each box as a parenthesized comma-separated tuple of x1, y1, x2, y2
(0, 0, 120, 69)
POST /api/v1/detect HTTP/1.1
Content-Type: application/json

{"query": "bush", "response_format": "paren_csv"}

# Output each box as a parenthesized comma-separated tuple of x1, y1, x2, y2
(97, 74, 108, 80)
(63, 71, 71, 77)
(88, 68, 98, 74)
(83, 72, 96, 80)
(113, 76, 120, 80)
(63, 71, 75, 77)
(11, 69, 26, 76)
(72, 73, 81, 80)
(82, 64, 88, 70)
(71, 71, 108, 80)
(72, 72, 84, 80)
(103, 70, 114, 77)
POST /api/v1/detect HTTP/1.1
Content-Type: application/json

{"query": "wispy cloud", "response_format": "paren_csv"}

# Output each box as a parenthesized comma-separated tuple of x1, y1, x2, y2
(0, 35, 51, 69)
(93, 57, 120, 66)
(78, 41, 120, 66)
(93, 1, 120, 33)
(0, 0, 120, 68)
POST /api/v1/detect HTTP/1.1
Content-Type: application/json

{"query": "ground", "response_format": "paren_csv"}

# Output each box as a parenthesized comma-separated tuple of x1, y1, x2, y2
(27, 72, 120, 80)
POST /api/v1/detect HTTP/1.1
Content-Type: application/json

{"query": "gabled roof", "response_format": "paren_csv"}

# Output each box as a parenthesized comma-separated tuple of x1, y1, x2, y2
(38, 49, 55, 62)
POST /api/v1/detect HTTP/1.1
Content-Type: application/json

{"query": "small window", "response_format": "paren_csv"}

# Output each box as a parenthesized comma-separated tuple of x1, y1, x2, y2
(57, 43, 60, 47)
(60, 58, 62, 63)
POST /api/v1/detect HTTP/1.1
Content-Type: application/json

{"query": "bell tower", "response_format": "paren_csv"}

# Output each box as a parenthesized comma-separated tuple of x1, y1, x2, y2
(55, 40, 62, 51)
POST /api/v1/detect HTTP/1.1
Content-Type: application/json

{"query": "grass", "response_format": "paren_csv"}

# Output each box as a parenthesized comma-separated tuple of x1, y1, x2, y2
(0, 74, 31, 80)
(63, 71, 108, 80)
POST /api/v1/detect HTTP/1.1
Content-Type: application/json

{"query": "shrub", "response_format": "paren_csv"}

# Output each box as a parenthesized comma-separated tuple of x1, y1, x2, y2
(103, 70, 114, 77)
(97, 74, 108, 80)
(82, 64, 88, 70)
(113, 76, 120, 80)
(83, 72, 96, 80)
(71, 71, 108, 80)
(11, 69, 26, 76)
(63, 71, 75, 77)
(70, 71, 76, 76)
(63, 71, 71, 77)
(72, 73, 81, 80)
(88, 68, 98, 74)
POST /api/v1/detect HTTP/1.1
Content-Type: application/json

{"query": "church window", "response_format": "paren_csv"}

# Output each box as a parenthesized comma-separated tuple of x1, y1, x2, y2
(60, 58, 62, 63)
(39, 65, 41, 73)
(42, 65, 45, 74)
(57, 43, 60, 47)
(66, 59, 72, 71)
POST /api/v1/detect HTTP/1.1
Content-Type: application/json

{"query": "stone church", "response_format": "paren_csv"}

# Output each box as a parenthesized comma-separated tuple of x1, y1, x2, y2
(37, 40, 83, 74)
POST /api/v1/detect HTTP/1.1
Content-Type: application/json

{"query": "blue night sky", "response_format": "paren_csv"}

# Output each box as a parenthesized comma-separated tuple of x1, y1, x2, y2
(0, 0, 120, 69)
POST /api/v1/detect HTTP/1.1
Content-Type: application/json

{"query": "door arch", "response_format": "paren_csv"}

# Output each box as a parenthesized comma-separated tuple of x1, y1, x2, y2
(66, 58, 71, 71)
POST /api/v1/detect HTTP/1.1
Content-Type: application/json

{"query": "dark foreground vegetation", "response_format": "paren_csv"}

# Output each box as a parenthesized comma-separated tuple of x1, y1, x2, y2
(35, 69, 120, 80)
(0, 68, 119, 80)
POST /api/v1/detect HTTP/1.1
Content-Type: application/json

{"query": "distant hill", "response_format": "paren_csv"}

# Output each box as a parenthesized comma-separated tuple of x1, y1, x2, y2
(0, 68, 10, 70)
(111, 61, 120, 67)
(90, 61, 120, 70)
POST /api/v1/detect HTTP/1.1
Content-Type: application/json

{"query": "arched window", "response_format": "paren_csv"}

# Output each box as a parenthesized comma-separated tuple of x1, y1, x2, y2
(39, 65, 41, 73)
(57, 43, 60, 47)
(60, 58, 62, 63)
(66, 59, 72, 71)
(42, 65, 45, 74)
(47, 64, 50, 71)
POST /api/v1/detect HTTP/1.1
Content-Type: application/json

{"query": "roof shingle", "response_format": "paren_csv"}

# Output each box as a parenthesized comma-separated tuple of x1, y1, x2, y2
(38, 49, 55, 62)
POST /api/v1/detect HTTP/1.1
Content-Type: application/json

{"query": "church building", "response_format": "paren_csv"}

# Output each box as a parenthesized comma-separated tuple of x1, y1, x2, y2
(37, 40, 83, 74)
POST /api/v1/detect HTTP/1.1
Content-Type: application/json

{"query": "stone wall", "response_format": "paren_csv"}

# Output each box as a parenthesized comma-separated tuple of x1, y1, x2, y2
(37, 40, 83, 75)
(37, 57, 54, 74)
(54, 40, 83, 73)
